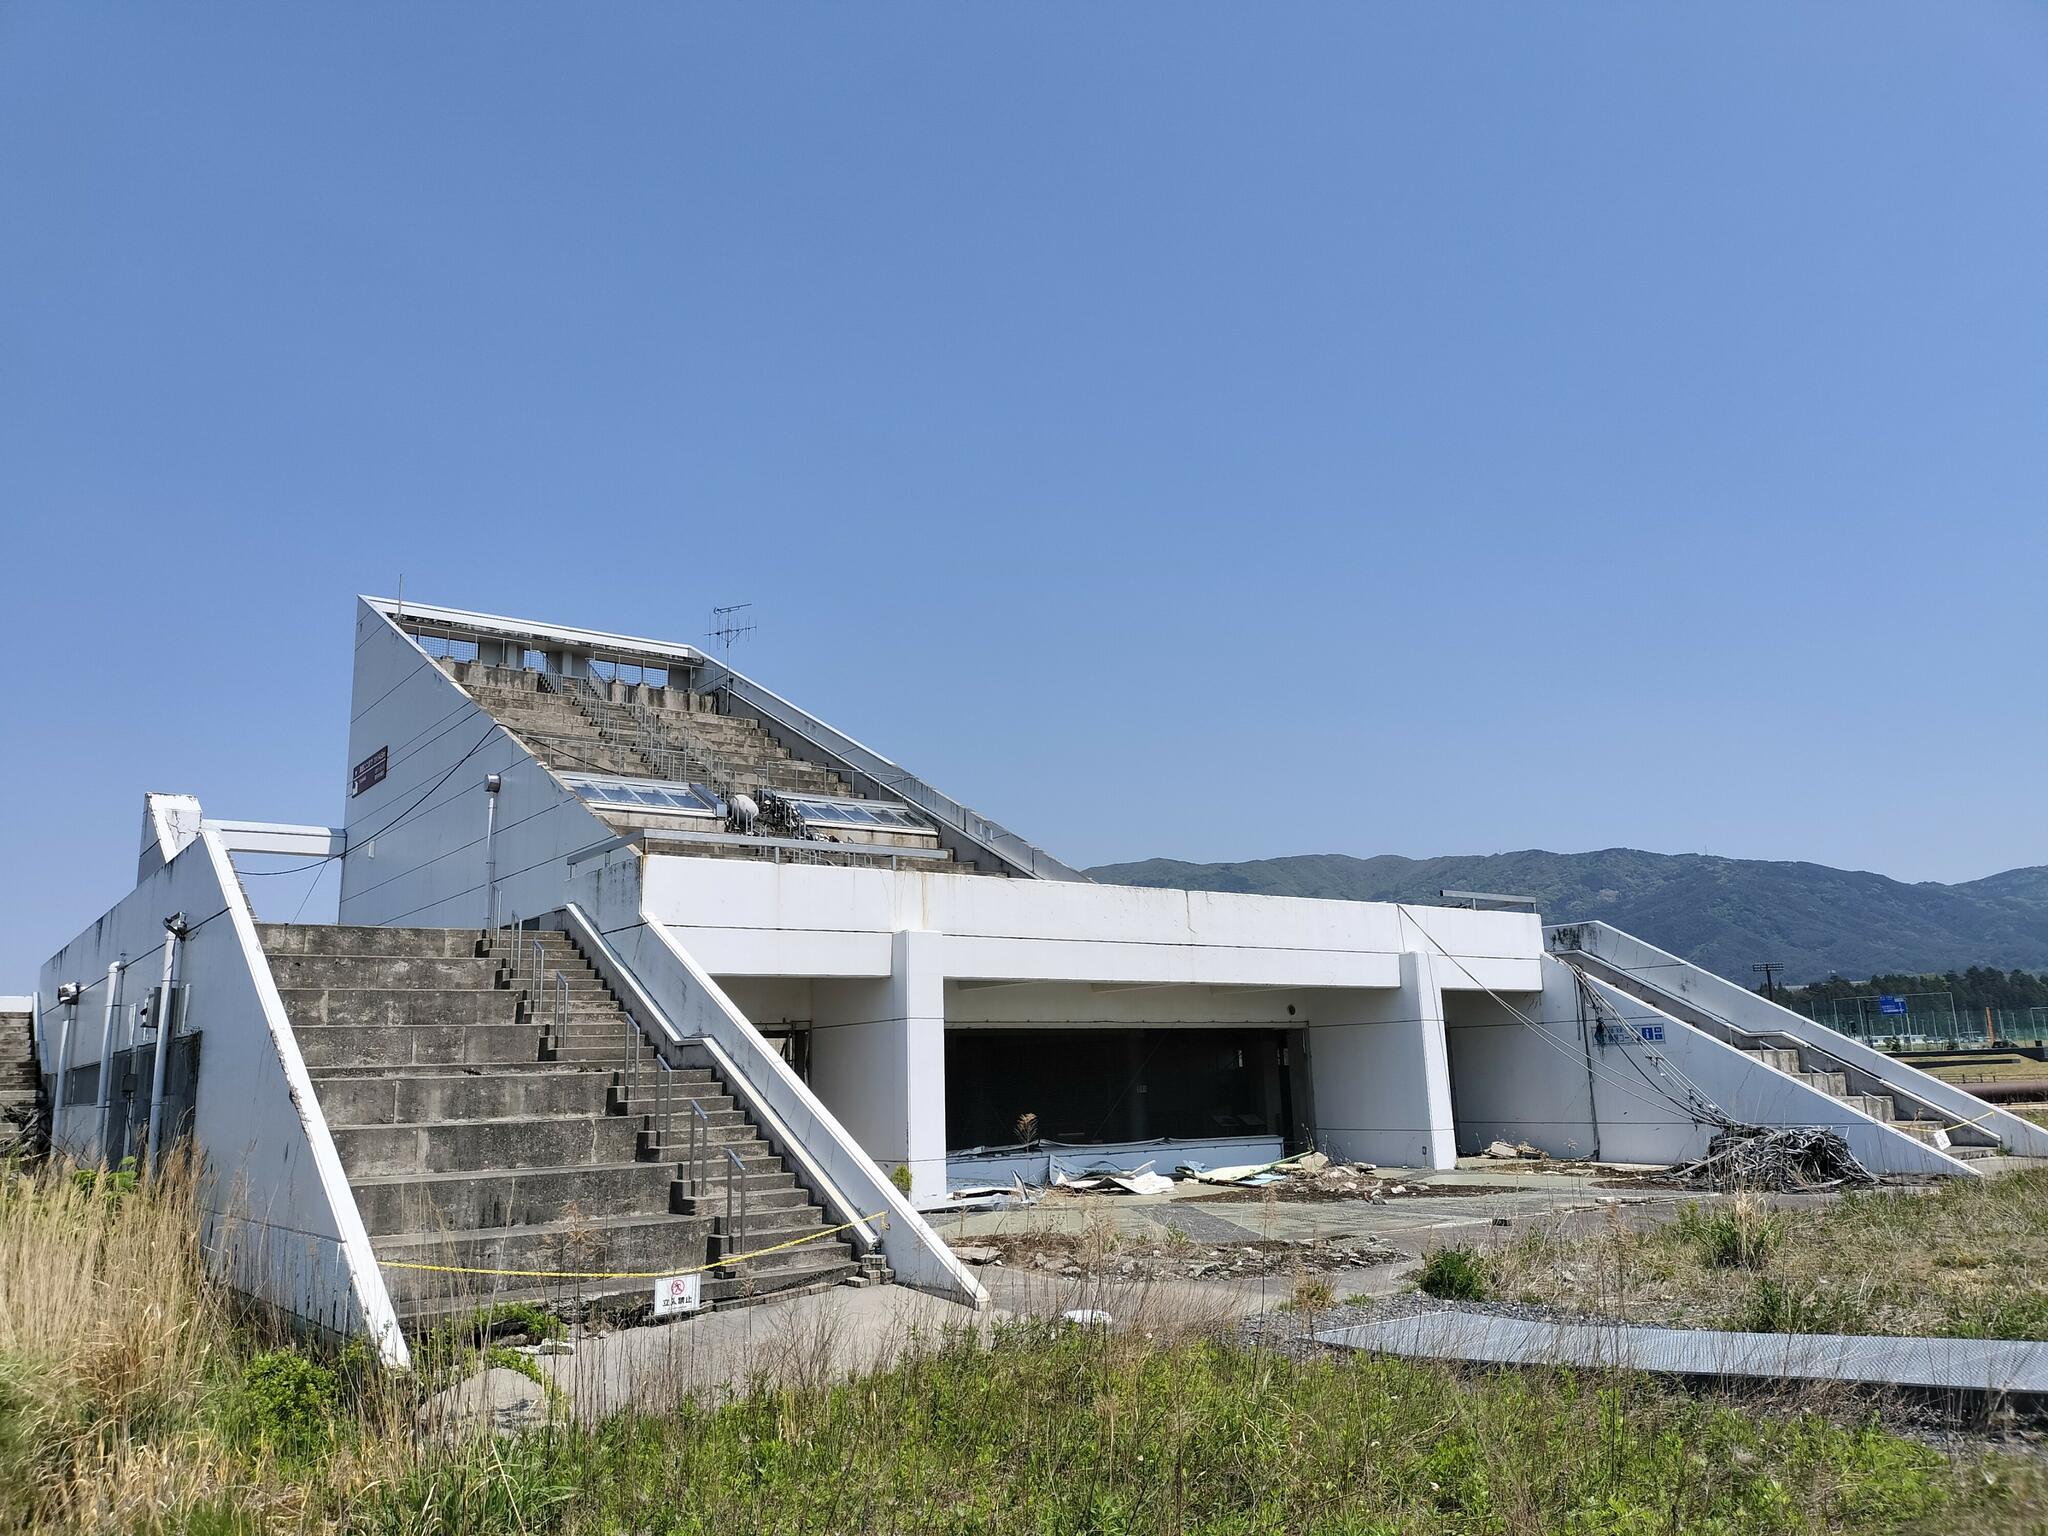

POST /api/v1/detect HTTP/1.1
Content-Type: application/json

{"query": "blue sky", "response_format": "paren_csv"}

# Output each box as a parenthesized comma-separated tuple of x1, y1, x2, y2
(3, 4, 2045, 983)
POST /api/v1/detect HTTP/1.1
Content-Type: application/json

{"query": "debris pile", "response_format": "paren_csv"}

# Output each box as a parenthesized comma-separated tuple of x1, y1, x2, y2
(1666, 1126, 1876, 1192)
(959, 1230, 1403, 1281)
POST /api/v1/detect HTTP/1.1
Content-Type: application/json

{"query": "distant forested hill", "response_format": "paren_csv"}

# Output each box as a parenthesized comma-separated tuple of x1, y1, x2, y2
(1083, 850, 2048, 984)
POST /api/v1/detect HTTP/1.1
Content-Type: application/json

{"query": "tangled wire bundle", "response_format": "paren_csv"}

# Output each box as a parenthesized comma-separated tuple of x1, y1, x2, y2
(1667, 1126, 1876, 1192)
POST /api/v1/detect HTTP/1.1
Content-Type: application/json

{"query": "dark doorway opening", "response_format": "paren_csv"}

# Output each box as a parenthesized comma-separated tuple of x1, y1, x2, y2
(946, 1028, 1289, 1150)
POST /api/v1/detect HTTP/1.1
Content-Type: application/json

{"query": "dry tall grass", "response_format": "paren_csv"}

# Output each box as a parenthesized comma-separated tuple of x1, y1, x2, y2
(1483, 1169, 2048, 1339)
(0, 1150, 250, 1530)
(2, 1151, 2044, 1535)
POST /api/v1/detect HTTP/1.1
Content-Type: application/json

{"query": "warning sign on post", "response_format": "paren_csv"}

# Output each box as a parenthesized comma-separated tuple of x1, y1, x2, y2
(652, 1273, 703, 1318)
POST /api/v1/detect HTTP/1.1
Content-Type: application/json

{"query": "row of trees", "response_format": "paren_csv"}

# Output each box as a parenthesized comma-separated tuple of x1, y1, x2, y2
(1780, 966, 2048, 1013)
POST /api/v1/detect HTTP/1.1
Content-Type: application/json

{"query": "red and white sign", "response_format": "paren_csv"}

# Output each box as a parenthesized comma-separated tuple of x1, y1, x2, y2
(652, 1273, 702, 1318)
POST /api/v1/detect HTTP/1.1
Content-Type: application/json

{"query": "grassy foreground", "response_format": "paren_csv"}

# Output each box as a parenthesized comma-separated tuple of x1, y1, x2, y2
(3, 1160, 2046, 1535)
(1464, 1168, 2048, 1342)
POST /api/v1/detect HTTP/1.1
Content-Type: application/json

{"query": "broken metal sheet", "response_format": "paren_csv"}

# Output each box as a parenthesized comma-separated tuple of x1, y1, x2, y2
(1184, 1151, 1314, 1186)
(1315, 1311, 2048, 1395)
(1103, 1171, 1174, 1195)
(1052, 1157, 1164, 1192)
(928, 1176, 1041, 1213)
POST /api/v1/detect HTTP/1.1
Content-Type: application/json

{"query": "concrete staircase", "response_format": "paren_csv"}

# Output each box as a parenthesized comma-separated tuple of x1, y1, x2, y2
(260, 923, 868, 1325)
(0, 1002, 42, 1158)
(1548, 921, 2048, 1168)
(1725, 1037, 1999, 1156)
(446, 664, 854, 799)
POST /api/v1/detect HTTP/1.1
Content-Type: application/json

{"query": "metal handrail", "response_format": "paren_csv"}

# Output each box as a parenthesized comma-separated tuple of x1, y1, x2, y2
(684, 1097, 711, 1198)
(553, 971, 570, 1047)
(653, 1057, 675, 1161)
(724, 1144, 748, 1256)
(705, 662, 1088, 880)
(558, 671, 746, 799)
(528, 937, 544, 1002)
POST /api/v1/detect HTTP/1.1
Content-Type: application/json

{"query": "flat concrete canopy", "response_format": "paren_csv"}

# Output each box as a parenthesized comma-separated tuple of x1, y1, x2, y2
(1314, 1311, 2048, 1396)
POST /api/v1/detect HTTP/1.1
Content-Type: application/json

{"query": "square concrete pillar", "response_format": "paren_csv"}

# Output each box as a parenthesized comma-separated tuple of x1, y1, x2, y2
(1305, 950, 1457, 1170)
(808, 929, 950, 1205)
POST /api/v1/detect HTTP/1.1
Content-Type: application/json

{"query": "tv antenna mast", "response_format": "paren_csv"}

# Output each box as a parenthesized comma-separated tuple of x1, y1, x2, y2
(707, 603, 756, 662)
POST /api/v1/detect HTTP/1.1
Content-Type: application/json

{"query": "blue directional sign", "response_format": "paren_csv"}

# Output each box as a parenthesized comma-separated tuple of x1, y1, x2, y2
(1878, 995, 1907, 1016)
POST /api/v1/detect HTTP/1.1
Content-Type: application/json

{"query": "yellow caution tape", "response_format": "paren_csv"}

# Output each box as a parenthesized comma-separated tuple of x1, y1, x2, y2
(1937, 1107, 2000, 1134)
(378, 1212, 889, 1281)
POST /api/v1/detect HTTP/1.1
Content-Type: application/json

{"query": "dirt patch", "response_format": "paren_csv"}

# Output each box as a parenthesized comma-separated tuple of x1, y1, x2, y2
(1182, 1179, 1536, 1205)
(964, 1227, 1405, 1282)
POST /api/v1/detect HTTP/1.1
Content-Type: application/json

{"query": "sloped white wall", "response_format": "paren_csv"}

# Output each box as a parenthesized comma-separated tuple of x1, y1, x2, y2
(337, 599, 607, 931)
(39, 827, 407, 1363)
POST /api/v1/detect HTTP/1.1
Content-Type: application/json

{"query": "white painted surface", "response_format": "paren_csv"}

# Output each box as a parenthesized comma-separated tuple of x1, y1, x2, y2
(1306, 956, 1458, 1170)
(1559, 958, 1970, 1175)
(1551, 921, 2048, 1159)
(564, 848, 986, 1306)
(38, 822, 409, 1364)
(205, 821, 346, 858)
(643, 856, 1542, 992)
(137, 791, 203, 883)
(812, 931, 949, 1202)
(337, 599, 609, 932)
(1444, 984, 1598, 1157)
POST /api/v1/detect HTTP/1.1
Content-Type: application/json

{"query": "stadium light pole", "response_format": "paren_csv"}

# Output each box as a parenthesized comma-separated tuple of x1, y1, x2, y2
(1752, 961, 1784, 1002)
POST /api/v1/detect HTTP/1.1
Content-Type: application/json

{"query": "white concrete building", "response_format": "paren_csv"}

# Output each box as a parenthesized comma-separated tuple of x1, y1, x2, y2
(28, 597, 2047, 1360)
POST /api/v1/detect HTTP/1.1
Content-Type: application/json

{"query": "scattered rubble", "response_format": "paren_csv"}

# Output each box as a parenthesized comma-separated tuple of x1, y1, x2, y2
(1483, 1139, 1545, 1160)
(965, 1229, 1404, 1281)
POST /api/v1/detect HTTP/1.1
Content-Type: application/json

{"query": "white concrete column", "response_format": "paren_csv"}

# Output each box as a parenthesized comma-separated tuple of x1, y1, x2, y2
(808, 929, 950, 1204)
(1305, 950, 1457, 1171)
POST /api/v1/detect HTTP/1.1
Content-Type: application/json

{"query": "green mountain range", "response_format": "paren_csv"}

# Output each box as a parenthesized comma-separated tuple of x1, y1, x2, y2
(1083, 850, 2048, 984)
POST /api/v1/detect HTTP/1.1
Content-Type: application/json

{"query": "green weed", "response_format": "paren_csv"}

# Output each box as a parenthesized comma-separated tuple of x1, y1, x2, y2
(1416, 1246, 1490, 1301)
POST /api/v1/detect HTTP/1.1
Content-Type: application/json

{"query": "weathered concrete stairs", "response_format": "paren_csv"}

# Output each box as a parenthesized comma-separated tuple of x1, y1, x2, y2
(1733, 1042, 1998, 1158)
(259, 923, 870, 1325)
(0, 1002, 43, 1157)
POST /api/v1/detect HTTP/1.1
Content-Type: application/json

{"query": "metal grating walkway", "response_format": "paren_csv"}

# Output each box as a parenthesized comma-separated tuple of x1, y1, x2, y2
(1315, 1311, 2048, 1395)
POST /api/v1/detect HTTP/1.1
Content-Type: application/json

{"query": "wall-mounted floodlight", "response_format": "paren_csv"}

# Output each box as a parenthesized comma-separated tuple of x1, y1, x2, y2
(56, 982, 81, 1005)
(486, 774, 502, 794)
(164, 912, 190, 938)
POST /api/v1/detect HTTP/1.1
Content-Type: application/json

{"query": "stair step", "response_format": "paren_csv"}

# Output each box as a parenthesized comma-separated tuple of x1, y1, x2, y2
(259, 924, 482, 959)
(270, 954, 502, 991)
(393, 1253, 861, 1327)
(317, 1068, 614, 1124)
(374, 1212, 718, 1310)
(334, 1114, 777, 1178)
(275, 987, 526, 1029)
(295, 1022, 545, 1069)
(1742, 1047, 1803, 1074)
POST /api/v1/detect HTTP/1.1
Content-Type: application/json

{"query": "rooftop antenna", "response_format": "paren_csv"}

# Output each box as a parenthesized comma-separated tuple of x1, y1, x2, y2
(707, 603, 756, 662)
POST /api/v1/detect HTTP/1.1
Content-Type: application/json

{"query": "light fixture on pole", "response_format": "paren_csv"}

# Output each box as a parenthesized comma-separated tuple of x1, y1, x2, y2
(146, 913, 189, 1173)
(483, 773, 503, 935)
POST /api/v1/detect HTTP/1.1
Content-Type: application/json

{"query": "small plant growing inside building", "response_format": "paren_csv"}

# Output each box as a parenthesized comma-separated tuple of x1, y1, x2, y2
(1416, 1246, 1490, 1301)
